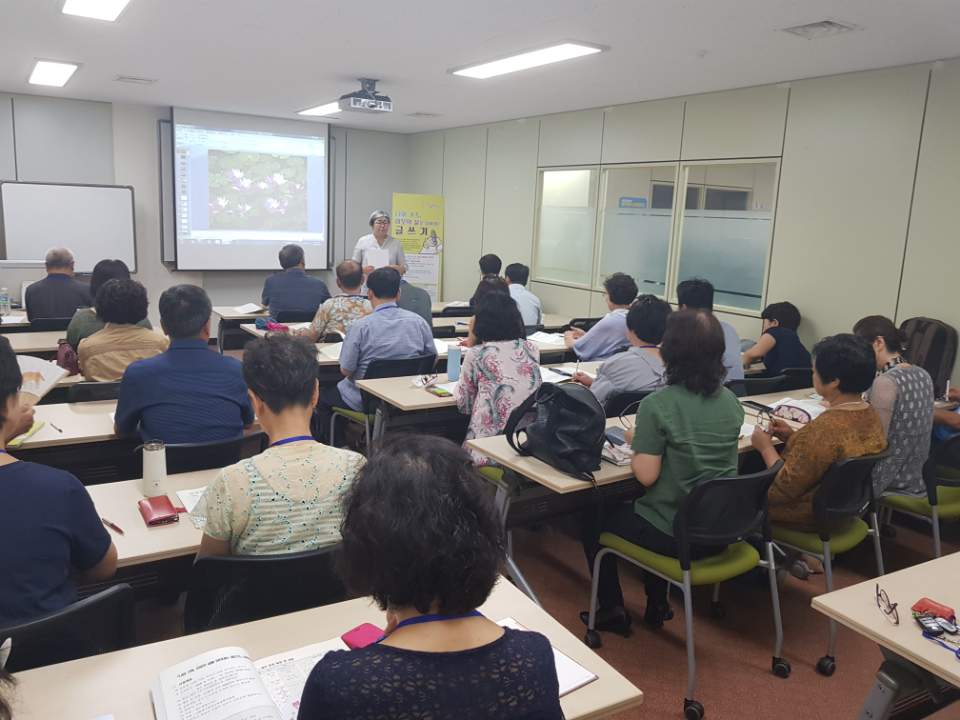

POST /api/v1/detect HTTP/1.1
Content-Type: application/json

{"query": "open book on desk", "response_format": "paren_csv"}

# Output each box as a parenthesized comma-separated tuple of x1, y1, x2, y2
(233, 303, 264, 315)
(152, 620, 596, 719)
(152, 640, 347, 720)
(17, 355, 68, 407)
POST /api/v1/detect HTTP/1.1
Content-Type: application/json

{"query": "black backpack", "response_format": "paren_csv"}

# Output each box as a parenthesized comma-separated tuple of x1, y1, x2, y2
(900, 317, 958, 397)
(504, 382, 606, 482)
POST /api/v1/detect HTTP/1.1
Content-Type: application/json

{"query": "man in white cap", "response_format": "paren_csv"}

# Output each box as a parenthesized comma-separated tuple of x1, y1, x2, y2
(352, 210, 408, 277)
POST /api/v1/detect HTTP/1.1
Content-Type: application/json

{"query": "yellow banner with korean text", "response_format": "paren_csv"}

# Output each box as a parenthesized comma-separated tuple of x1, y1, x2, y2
(391, 193, 443, 301)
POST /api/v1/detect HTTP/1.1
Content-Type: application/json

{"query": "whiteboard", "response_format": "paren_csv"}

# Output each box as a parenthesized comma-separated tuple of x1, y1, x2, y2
(0, 182, 136, 272)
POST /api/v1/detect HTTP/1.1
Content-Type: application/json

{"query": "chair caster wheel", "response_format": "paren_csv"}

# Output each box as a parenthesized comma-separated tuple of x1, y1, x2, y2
(772, 657, 791, 678)
(584, 630, 602, 649)
(684, 698, 705, 720)
(816, 655, 836, 676)
(711, 601, 725, 619)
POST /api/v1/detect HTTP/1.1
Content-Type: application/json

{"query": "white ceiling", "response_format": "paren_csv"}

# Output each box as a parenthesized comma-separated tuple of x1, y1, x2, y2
(1, 0, 959, 133)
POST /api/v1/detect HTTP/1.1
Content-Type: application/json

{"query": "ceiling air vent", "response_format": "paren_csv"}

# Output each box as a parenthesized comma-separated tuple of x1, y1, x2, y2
(114, 75, 158, 85)
(781, 20, 861, 40)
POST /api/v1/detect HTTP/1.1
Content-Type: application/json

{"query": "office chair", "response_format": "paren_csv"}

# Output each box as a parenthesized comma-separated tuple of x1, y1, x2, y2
(28, 317, 72, 332)
(157, 433, 266, 475)
(739, 375, 788, 396)
(274, 310, 316, 324)
(66, 381, 121, 403)
(604, 390, 654, 418)
(0, 584, 135, 672)
(780, 367, 814, 391)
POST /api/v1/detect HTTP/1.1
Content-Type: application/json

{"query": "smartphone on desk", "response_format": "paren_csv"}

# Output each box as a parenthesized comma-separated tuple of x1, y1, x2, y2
(605, 427, 627, 446)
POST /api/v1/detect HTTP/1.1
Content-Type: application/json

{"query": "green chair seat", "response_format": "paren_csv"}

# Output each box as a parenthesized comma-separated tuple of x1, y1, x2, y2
(331, 407, 374, 424)
(882, 486, 960, 519)
(599, 533, 759, 586)
(772, 518, 868, 555)
(477, 465, 507, 491)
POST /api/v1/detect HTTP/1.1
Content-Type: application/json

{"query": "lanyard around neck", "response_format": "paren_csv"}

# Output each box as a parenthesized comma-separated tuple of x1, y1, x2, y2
(269, 435, 314, 448)
(390, 610, 484, 634)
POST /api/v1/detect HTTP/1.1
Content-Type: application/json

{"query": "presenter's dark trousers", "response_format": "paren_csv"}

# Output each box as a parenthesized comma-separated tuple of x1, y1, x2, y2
(581, 501, 721, 612)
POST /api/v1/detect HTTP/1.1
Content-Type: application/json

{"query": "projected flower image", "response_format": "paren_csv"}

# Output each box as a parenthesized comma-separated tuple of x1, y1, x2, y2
(207, 150, 308, 231)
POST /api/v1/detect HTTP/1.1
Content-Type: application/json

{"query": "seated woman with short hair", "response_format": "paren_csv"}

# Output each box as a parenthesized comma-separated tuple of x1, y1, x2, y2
(0, 336, 117, 624)
(77, 279, 168, 381)
(853, 315, 934, 496)
(66, 258, 151, 349)
(297, 435, 563, 720)
(581, 310, 744, 633)
(195, 334, 365, 556)
(752, 334, 887, 529)
(741, 301, 811, 377)
(455, 291, 541, 465)
(575, 294, 670, 407)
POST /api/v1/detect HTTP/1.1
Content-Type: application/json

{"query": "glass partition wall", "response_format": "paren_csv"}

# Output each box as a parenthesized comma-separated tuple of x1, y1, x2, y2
(532, 159, 779, 315)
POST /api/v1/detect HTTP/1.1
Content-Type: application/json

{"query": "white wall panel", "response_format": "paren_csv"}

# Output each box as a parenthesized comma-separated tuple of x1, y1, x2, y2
(441, 126, 487, 301)
(601, 99, 683, 164)
(538, 109, 602, 166)
(482, 119, 539, 266)
(681, 85, 788, 160)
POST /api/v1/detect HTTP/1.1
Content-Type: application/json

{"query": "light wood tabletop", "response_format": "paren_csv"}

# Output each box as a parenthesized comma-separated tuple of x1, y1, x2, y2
(432, 313, 570, 333)
(212, 305, 268, 321)
(467, 388, 815, 494)
(812, 551, 960, 688)
(11, 578, 642, 720)
(356, 361, 603, 413)
(431, 300, 470, 315)
(6, 330, 64, 354)
(0, 316, 30, 329)
(17, 399, 119, 449)
(89, 469, 219, 567)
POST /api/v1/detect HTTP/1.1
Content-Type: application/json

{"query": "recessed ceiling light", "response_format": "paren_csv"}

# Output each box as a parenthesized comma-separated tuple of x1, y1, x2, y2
(451, 42, 604, 79)
(781, 19, 861, 39)
(28, 60, 79, 87)
(62, 0, 132, 22)
(297, 102, 341, 117)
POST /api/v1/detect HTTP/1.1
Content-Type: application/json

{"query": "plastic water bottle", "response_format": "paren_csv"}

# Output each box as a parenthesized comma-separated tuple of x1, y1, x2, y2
(447, 344, 462, 382)
(0, 288, 9, 317)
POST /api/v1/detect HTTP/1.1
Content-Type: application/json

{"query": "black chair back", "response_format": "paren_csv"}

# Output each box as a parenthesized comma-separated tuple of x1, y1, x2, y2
(923, 434, 960, 503)
(0, 584, 135, 672)
(160, 434, 264, 475)
(321, 332, 344, 343)
(29, 317, 72, 332)
(184, 547, 347, 633)
(812, 452, 888, 539)
(275, 310, 316, 324)
(604, 390, 654, 418)
(781, 367, 813, 391)
(434, 326, 459, 339)
(524, 324, 545, 336)
(673, 462, 782, 569)
(440, 306, 473, 317)
(66, 381, 121, 403)
(725, 379, 746, 397)
(566, 317, 601, 333)
(360, 354, 438, 413)
(740, 375, 787, 396)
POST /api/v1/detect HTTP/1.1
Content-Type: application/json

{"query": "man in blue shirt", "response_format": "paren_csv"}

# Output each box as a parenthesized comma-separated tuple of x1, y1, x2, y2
(565, 273, 637, 361)
(505, 263, 543, 328)
(676, 278, 745, 382)
(316, 267, 435, 445)
(261, 244, 330, 319)
(115, 284, 255, 443)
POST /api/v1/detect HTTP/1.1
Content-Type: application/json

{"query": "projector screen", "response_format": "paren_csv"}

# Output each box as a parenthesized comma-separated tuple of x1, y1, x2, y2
(172, 109, 329, 271)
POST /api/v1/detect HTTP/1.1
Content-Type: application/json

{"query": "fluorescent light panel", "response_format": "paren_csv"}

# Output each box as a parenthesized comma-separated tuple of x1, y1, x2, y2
(29, 60, 79, 87)
(452, 42, 603, 79)
(298, 102, 340, 117)
(62, 0, 131, 21)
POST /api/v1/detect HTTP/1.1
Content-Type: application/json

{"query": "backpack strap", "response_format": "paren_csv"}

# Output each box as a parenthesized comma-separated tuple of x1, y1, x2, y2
(505, 389, 541, 456)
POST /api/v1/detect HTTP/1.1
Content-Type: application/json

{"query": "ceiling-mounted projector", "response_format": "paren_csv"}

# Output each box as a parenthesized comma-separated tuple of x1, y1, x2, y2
(339, 78, 392, 113)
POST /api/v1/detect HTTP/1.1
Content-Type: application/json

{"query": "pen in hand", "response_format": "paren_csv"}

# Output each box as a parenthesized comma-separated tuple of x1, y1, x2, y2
(101, 517, 124, 535)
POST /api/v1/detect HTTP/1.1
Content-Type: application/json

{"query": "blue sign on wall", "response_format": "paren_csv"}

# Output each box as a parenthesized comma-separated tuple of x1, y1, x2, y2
(619, 196, 648, 209)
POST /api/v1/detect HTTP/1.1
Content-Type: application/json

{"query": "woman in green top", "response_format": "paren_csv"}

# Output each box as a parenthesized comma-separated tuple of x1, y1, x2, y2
(581, 310, 743, 634)
(65, 259, 151, 348)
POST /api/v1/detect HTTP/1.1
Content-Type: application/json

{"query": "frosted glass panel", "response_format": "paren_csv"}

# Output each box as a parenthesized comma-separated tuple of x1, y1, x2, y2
(598, 209, 671, 293)
(676, 210, 772, 310)
(675, 161, 777, 311)
(534, 169, 597, 286)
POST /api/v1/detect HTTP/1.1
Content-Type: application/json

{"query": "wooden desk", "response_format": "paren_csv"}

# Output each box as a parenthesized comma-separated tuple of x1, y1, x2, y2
(432, 313, 570, 335)
(432, 300, 470, 316)
(212, 305, 268, 352)
(21, 400, 118, 449)
(0, 315, 30, 329)
(11, 579, 642, 720)
(212, 305, 268, 321)
(812, 552, 960, 716)
(6, 330, 64, 355)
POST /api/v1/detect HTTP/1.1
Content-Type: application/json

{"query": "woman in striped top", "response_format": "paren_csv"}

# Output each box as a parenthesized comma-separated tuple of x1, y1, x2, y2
(195, 334, 365, 556)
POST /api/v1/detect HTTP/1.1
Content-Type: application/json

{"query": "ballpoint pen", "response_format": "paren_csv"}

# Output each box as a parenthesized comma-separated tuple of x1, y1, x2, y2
(101, 517, 125, 535)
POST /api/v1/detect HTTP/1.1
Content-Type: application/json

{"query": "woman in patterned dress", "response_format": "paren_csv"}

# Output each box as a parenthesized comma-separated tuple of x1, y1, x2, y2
(854, 315, 934, 495)
(454, 290, 541, 465)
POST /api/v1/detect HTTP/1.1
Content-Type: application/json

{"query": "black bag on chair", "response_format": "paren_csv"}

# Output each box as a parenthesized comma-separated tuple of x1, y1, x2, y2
(504, 382, 606, 481)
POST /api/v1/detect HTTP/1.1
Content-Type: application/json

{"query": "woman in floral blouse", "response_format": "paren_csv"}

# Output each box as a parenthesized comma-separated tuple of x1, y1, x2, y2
(455, 291, 541, 465)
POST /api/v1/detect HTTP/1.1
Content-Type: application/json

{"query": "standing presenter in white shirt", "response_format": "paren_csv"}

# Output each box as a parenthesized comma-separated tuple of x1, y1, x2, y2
(352, 210, 408, 276)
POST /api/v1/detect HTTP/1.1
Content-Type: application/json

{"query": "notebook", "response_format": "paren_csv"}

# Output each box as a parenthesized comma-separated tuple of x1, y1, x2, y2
(17, 355, 68, 407)
(233, 303, 264, 315)
(318, 343, 342, 361)
(528, 331, 566, 346)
